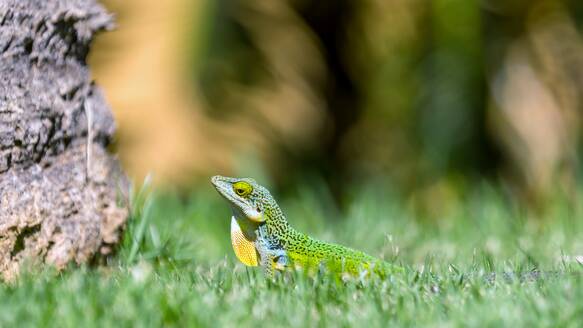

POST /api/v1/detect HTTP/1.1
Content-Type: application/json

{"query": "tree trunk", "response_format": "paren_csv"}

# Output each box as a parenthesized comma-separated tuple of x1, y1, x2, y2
(0, 0, 128, 280)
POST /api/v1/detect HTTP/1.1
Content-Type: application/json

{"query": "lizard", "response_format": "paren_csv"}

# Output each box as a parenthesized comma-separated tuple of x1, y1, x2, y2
(211, 175, 402, 279)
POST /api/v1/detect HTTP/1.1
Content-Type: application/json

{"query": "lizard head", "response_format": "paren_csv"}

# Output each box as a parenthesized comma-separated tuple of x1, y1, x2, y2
(211, 175, 270, 223)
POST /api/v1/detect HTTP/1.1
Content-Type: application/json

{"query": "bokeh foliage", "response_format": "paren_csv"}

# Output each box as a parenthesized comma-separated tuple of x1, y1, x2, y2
(196, 0, 583, 205)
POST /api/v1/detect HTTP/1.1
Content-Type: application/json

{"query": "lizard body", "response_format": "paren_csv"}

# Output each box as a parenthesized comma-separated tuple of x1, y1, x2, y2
(211, 175, 401, 278)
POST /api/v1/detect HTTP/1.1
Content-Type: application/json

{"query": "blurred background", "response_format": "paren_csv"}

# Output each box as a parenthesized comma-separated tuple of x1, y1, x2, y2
(89, 0, 583, 213)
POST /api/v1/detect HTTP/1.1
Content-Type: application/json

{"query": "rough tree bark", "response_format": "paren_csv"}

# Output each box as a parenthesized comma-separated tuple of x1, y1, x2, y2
(0, 0, 128, 280)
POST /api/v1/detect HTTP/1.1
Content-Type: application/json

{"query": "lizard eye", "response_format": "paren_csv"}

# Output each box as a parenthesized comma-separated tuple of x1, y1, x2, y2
(233, 181, 252, 197)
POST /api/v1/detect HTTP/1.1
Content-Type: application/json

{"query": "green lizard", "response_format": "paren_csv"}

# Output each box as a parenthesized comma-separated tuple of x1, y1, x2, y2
(211, 175, 402, 279)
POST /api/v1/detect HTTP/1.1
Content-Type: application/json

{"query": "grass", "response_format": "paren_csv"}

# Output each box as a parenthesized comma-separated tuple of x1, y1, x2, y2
(1, 179, 583, 327)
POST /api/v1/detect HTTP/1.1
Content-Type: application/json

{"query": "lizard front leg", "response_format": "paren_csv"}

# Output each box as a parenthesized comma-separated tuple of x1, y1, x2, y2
(256, 240, 289, 278)
(261, 250, 289, 278)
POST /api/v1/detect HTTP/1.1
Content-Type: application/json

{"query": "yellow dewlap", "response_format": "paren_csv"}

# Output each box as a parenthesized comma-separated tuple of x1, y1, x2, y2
(230, 217, 259, 266)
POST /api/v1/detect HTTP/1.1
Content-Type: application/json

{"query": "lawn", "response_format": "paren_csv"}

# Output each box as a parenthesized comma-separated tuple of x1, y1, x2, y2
(1, 179, 582, 327)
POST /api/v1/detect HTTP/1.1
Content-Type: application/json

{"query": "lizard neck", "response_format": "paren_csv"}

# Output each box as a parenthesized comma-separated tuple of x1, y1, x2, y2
(261, 198, 298, 247)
